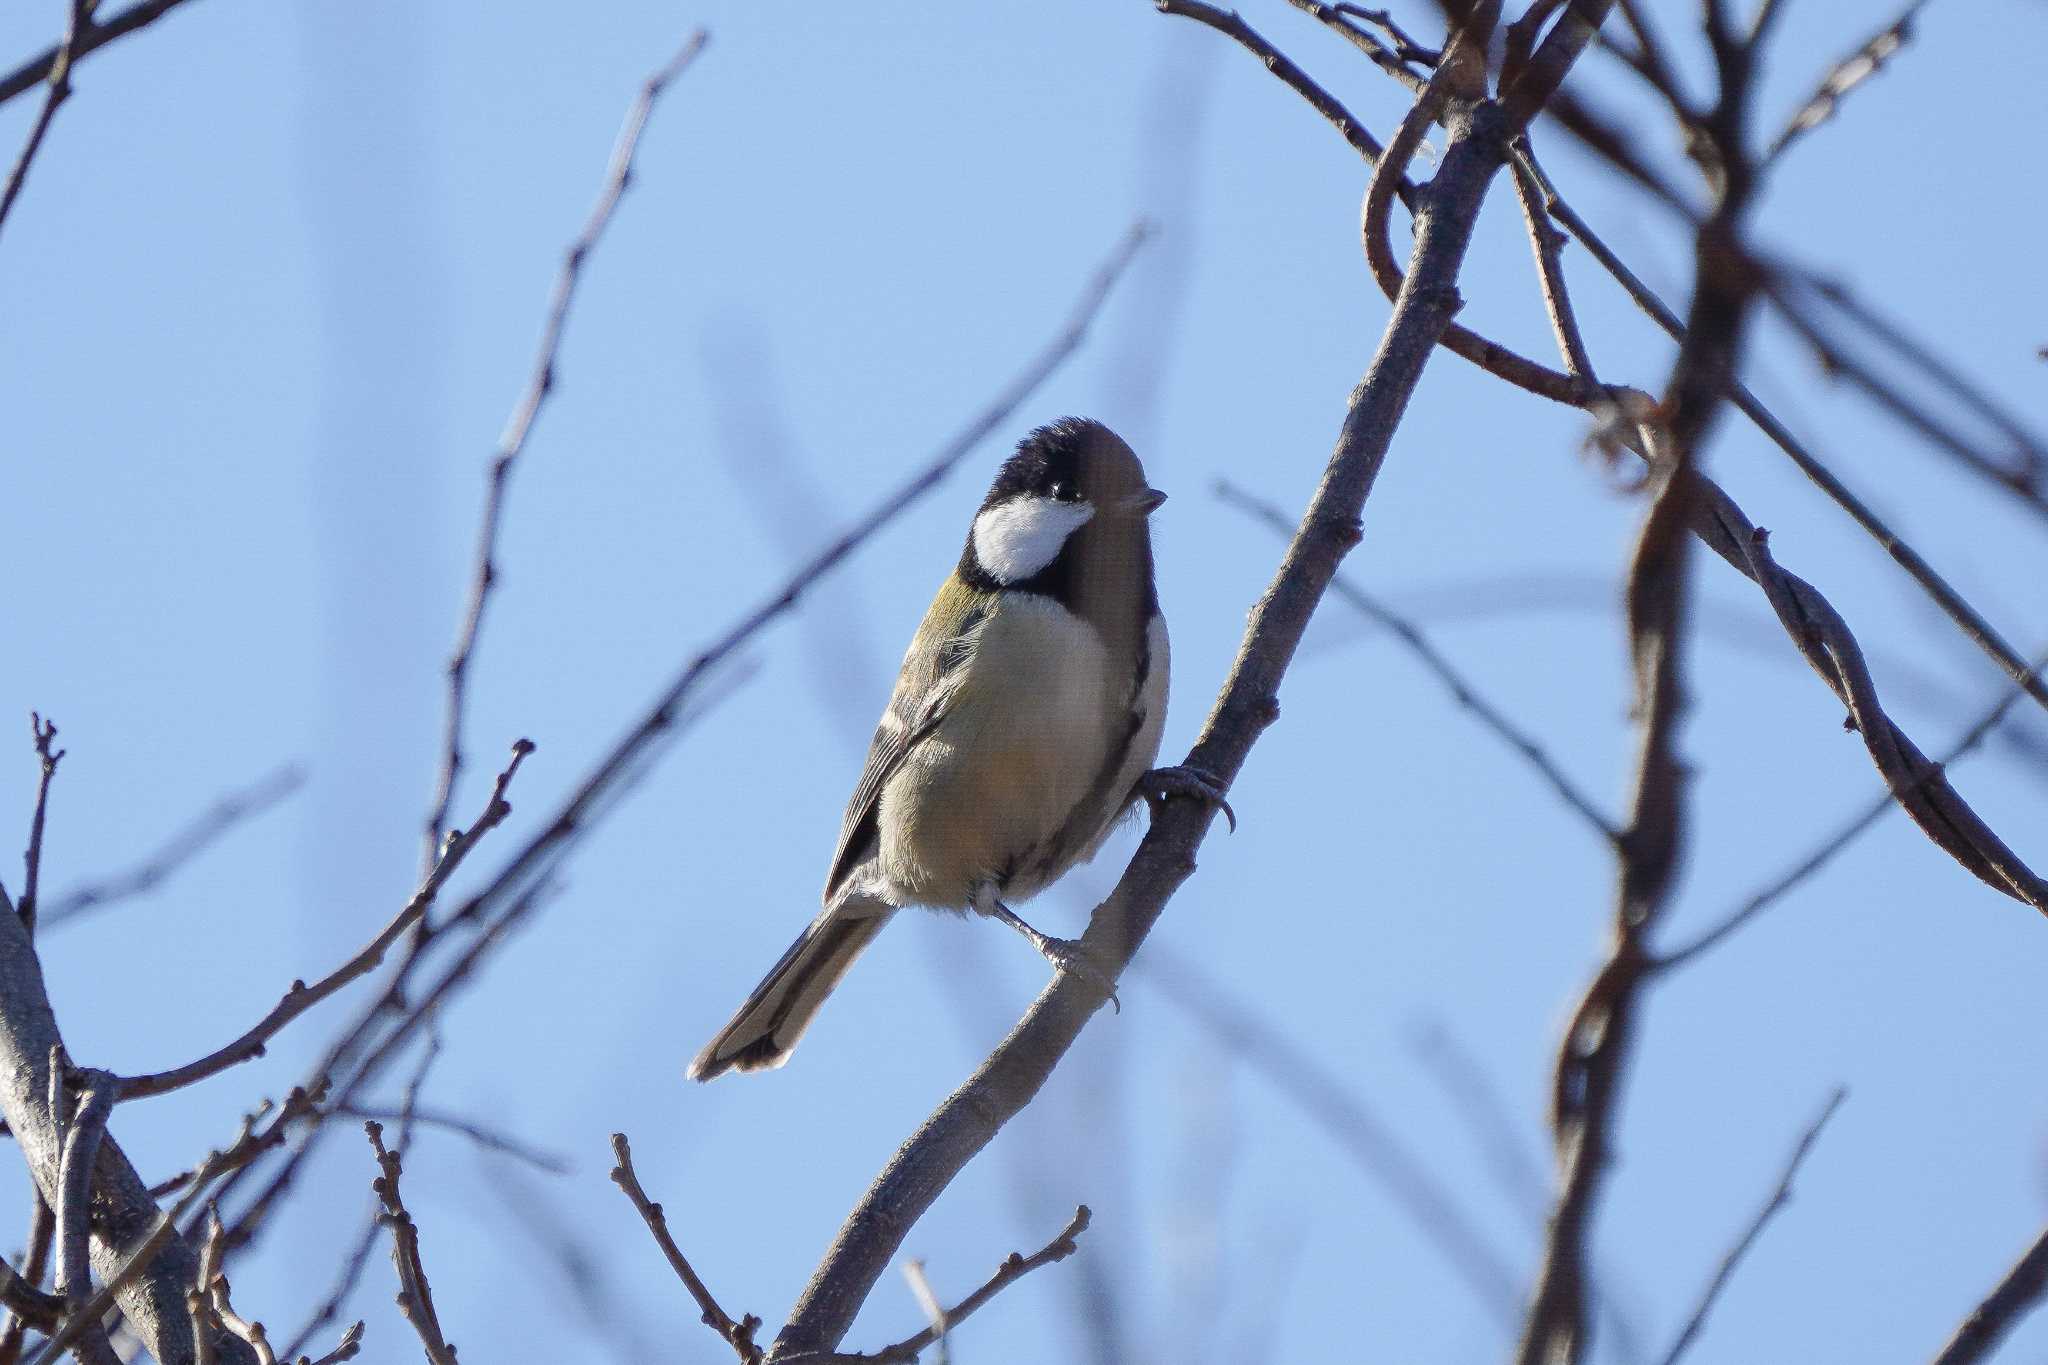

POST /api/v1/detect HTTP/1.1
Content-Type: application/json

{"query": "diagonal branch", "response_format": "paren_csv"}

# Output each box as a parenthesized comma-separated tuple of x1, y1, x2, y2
(768, 10, 1535, 1351)
(1658, 1088, 1846, 1364)
(41, 765, 303, 930)
(1932, 1222, 2048, 1365)
(609, 1134, 762, 1364)
(425, 28, 709, 870)
(112, 740, 535, 1101)
(365, 1122, 456, 1365)
(1216, 479, 1616, 843)
(0, 0, 197, 108)
(815, 1208, 1092, 1365)
(0, 0, 94, 241)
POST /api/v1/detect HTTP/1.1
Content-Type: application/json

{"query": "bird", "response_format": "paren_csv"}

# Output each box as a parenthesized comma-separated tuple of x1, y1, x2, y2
(689, 416, 1228, 1080)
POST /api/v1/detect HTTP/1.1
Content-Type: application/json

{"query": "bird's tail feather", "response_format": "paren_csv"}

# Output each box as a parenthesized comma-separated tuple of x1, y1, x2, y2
(688, 902, 893, 1081)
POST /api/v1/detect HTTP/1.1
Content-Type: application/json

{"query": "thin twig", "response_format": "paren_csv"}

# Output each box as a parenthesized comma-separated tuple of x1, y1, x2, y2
(1655, 650, 2048, 969)
(1658, 1088, 1847, 1364)
(335, 1105, 567, 1175)
(113, 741, 534, 1100)
(0, 0, 196, 107)
(0, 1185, 56, 1361)
(0, 0, 94, 241)
(608, 1134, 762, 1364)
(41, 766, 304, 929)
(1765, 1, 1924, 165)
(299, 1321, 364, 1365)
(810, 1209, 1093, 1365)
(425, 28, 709, 870)
(17, 715, 65, 934)
(1216, 479, 1618, 844)
(1932, 1222, 2048, 1365)
(364, 1123, 456, 1365)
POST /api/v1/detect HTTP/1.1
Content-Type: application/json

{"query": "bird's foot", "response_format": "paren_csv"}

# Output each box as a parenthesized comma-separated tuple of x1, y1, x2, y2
(1136, 764, 1236, 833)
(987, 900, 1121, 1012)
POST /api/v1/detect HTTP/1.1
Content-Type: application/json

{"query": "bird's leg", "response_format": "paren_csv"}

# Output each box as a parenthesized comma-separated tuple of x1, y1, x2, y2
(972, 880, 1120, 1011)
(1134, 764, 1237, 833)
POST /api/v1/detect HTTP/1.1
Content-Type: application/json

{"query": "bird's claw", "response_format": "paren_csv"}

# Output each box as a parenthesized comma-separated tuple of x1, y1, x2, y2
(1137, 764, 1236, 833)
(1036, 935, 1122, 1012)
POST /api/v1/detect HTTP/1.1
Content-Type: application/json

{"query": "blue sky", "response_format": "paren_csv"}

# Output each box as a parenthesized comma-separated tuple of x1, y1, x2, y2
(4, 1, 2046, 1361)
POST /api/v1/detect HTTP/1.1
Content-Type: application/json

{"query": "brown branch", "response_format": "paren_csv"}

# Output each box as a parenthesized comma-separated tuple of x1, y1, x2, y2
(1658, 1088, 1846, 1364)
(335, 1105, 567, 1175)
(1516, 417, 1695, 1365)
(1765, 1, 1924, 165)
(299, 1321, 364, 1365)
(1655, 649, 2048, 970)
(1798, 272, 2048, 494)
(608, 1134, 763, 1364)
(0, 1198, 56, 1363)
(15, 715, 64, 934)
(809, 1208, 1093, 1365)
(0, 1259, 59, 1341)
(426, 27, 709, 869)
(40, 766, 303, 929)
(769, 8, 1541, 1350)
(1284, 3, 1428, 94)
(0, 0, 92, 242)
(146, 1084, 326, 1201)
(1932, 1223, 2048, 1365)
(1155, 1, 1397, 169)
(1515, 162, 2048, 718)
(364, 1123, 455, 1365)
(0, 0, 197, 107)
(189, 1212, 224, 1365)
(20, 1091, 274, 1365)
(1215, 479, 1617, 843)
(113, 740, 534, 1101)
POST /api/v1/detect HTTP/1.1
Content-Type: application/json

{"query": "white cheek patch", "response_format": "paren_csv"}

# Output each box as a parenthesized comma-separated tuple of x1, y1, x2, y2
(971, 496, 1094, 583)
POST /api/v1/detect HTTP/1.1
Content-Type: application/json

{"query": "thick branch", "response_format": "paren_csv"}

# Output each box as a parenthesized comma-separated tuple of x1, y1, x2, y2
(1933, 1223, 2048, 1365)
(769, 52, 1517, 1359)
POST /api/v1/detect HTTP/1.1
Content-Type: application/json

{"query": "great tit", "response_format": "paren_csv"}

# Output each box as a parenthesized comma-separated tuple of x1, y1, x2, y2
(690, 416, 1224, 1080)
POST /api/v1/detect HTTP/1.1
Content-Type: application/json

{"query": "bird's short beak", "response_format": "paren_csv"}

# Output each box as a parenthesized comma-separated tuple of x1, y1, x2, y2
(1118, 488, 1168, 517)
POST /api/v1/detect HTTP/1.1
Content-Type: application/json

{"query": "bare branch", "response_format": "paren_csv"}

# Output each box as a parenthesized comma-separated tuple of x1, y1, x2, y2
(1765, 2, 1924, 165)
(1655, 649, 2048, 969)
(769, 15, 1555, 1348)
(1517, 417, 1697, 1365)
(608, 1134, 763, 1364)
(1933, 1223, 2048, 1365)
(41, 766, 304, 929)
(0, 0, 92, 241)
(364, 1123, 455, 1365)
(1216, 479, 1617, 844)
(335, 1106, 567, 1175)
(1659, 1088, 1847, 1364)
(0, 1200, 56, 1363)
(810, 1208, 1093, 1365)
(1155, 1, 1397, 166)
(15, 715, 64, 934)
(113, 740, 534, 1101)
(426, 28, 709, 869)
(0, 0, 199, 108)
(298, 1321, 363, 1365)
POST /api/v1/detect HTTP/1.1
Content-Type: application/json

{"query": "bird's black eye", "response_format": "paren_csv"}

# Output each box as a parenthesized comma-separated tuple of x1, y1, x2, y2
(1048, 481, 1074, 502)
